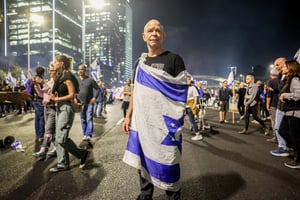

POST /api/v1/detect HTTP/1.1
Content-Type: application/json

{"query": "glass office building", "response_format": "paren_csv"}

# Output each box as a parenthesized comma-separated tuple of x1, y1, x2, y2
(85, 0, 132, 86)
(1, 0, 132, 86)
(3, 0, 83, 73)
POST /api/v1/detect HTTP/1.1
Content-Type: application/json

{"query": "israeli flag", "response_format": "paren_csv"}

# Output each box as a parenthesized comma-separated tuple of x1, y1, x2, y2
(123, 53, 188, 191)
(20, 71, 26, 85)
(227, 70, 234, 88)
(90, 59, 98, 70)
(6, 71, 16, 87)
(91, 69, 99, 81)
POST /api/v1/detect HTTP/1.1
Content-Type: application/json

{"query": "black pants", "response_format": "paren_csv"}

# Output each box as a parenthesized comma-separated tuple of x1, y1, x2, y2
(137, 170, 181, 200)
(122, 101, 130, 118)
(237, 102, 245, 116)
(244, 104, 266, 130)
(278, 115, 300, 162)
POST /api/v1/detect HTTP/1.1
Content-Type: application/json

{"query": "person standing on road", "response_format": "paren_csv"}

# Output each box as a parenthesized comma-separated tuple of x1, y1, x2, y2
(121, 79, 133, 118)
(76, 64, 99, 141)
(278, 60, 300, 169)
(32, 63, 57, 159)
(266, 67, 280, 143)
(196, 81, 204, 98)
(236, 82, 246, 120)
(49, 55, 89, 173)
(269, 57, 291, 157)
(30, 66, 46, 142)
(94, 81, 105, 118)
(238, 74, 269, 135)
(122, 19, 188, 200)
(186, 75, 203, 141)
(218, 80, 232, 123)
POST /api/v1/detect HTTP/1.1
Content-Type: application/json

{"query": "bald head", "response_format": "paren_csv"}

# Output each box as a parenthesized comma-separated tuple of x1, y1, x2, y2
(143, 19, 164, 33)
(274, 57, 286, 72)
(142, 19, 166, 55)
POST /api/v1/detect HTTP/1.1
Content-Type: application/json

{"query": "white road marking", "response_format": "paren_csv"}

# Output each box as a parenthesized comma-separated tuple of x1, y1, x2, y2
(117, 118, 124, 125)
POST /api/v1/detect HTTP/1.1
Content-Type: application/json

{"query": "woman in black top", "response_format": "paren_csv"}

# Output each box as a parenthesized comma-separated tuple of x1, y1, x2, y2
(49, 55, 88, 173)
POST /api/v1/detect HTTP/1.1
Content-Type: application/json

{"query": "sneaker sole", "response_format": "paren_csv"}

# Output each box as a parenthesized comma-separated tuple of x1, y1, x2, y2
(191, 137, 203, 141)
(270, 152, 289, 157)
(284, 163, 300, 169)
(49, 167, 69, 173)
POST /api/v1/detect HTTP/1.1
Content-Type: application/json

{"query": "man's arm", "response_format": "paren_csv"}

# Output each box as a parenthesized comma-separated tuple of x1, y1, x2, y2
(90, 79, 100, 104)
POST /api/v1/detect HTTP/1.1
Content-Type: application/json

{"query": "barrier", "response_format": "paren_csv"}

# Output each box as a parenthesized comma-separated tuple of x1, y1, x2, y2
(0, 92, 32, 106)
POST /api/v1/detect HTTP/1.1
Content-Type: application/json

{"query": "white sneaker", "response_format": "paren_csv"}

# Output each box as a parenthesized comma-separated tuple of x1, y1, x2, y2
(191, 134, 203, 141)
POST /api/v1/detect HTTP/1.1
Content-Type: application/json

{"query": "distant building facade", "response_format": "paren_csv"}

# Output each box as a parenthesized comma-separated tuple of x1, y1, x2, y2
(3, 0, 83, 72)
(1, 0, 132, 87)
(85, 0, 132, 86)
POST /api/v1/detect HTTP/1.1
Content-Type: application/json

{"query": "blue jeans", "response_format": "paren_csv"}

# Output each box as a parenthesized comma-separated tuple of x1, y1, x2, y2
(32, 101, 45, 138)
(55, 104, 86, 168)
(94, 101, 104, 117)
(186, 107, 199, 133)
(80, 103, 95, 137)
(274, 109, 287, 149)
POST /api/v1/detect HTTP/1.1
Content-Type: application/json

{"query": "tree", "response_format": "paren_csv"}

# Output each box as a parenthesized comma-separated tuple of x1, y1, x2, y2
(0, 69, 7, 82)
(9, 65, 24, 80)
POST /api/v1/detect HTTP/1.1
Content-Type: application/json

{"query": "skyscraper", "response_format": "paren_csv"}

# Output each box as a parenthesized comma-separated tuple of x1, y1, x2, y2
(1, 0, 133, 87)
(85, 0, 132, 86)
(4, 0, 83, 73)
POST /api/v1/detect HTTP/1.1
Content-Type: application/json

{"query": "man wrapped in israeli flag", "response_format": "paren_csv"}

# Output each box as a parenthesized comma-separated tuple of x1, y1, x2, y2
(122, 19, 188, 200)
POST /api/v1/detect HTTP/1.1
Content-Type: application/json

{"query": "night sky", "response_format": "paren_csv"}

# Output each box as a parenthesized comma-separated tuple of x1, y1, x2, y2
(131, 0, 299, 78)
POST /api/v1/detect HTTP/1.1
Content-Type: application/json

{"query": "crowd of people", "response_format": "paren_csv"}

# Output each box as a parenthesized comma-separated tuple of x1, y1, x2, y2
(0, 56, 114, 172)
(0, 79, 33, 117)
(180, 56, 300, 171)
(213, 57, 300, 169)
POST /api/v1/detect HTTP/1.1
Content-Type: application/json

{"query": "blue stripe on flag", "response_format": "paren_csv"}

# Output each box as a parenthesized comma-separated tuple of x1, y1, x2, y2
(161, 114, 184, 150)
(136, 66, 187, 103)
(126, 130, 181, 183)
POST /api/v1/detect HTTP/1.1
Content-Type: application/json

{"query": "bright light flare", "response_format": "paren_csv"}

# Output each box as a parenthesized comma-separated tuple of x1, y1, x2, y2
(30, 14, 44, 25)
(89, 0, 105, 9)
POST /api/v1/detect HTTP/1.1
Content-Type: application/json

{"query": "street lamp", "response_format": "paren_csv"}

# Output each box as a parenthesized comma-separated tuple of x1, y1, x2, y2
(27, 14, 43, 73)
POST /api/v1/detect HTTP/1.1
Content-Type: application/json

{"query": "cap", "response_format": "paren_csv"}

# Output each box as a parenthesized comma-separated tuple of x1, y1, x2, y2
(270, 68, 279, 76)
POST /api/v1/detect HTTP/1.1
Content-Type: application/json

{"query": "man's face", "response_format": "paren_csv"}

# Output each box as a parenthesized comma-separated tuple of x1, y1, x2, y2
(78, 65, 86, 76)
(143, 20, 165, 49)
(246, 76, 252, 84)
(274, 58, 285, 72)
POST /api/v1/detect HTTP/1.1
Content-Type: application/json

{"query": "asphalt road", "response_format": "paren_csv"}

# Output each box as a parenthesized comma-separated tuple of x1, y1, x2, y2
(0, 101, 299, 200)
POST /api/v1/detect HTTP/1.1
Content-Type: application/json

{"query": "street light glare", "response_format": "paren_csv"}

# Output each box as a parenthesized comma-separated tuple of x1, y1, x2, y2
(30, 14, 44, 23)
(90, 0, 105, 9)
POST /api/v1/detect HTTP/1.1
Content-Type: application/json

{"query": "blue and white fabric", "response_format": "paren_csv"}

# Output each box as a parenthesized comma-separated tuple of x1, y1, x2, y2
(123, 53, 188, 191)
